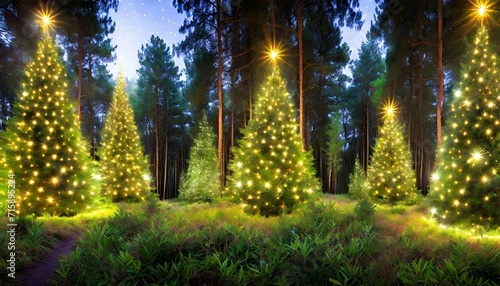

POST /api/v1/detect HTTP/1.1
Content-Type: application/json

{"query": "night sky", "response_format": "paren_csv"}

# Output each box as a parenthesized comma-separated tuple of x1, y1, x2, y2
(108, 0, 377, 80)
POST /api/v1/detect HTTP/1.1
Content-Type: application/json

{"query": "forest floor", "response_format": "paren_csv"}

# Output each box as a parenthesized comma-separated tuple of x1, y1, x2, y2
(2, 194, 499, 285)
(18, 233, 80, 286)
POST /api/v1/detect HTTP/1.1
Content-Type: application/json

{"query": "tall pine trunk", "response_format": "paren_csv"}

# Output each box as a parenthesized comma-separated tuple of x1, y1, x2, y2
(297, 0, 305, 146)
(437, 0, 444, 146)
(77, 27, 83, 117)
(216, 0, 224, 185)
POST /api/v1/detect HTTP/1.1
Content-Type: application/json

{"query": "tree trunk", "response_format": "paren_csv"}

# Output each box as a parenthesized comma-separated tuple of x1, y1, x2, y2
(365, 93, 369, 173)
(297, 0, 305, 146)
(417, 3, 424, 190)
(249, 74, 253, 120)
(437, 0, 444, 146)
(163, 133, 168, 200)
(230, 70, 235, 148)
(216, 0, 224, 185)
(154, 104, 159, 196)
(77, 27, 83, 118)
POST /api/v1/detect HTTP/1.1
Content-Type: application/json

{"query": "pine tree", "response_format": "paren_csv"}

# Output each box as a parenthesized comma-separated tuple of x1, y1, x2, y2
(348, 156, 368, 200)
(227, 68, 319, 216)
(3, 33, 95, 216)
(178, 113, 221, 202)
(430, 26, 500, 226)
(100, 73, 151, 202)
(367, 102, 419, 205)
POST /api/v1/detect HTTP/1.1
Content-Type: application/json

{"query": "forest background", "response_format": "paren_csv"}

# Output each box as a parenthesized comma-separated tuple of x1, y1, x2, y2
(1, 0, 499, 200)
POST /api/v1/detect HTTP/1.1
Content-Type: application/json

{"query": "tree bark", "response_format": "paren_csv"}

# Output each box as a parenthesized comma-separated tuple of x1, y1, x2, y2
(437, 0, 444, 146)
(297, 0, 305, 146)
(154, 103, 159, 196)
(216, 0, 224, 185)
(163, 130, 168, 200)
(77, 27, 83, 118)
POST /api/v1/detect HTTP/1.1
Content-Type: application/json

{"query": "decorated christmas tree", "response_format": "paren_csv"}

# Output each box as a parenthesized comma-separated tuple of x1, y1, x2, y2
(367, 102, 419, 205)
(178, 113, 221, 202)
(3, 26, 95, 215)
(430, 25, 500, 226)
(100, 73, 151, 202)
(227, 67, 319, 216)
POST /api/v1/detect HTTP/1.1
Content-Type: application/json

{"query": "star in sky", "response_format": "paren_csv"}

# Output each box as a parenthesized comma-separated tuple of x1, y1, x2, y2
(108, 0, 376, 81)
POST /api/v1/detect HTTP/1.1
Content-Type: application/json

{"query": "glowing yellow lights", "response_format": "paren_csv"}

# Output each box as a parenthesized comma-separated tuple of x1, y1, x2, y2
(270, 50, 279, 60)
(431, 173, 440, 181)
(470, 148, 484, 162)
(36, 6, 59, 31)
(265, 182, 271, 188)
(47, 197, 54, 204)
(453, 200, 460, 206)
(478, 5, 486, 16)
(381, 98, 398, 119)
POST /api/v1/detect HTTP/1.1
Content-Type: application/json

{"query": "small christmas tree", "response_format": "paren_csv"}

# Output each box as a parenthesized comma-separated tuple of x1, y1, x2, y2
(178, 113, 221, 202)
(227, 67, 319, 216)
(100, 73, 151, 202)
(3, 32, 95, 215)
(367, 102, 419, 205)
(430, 26, 500, 226)
(348, 156, 368, 200)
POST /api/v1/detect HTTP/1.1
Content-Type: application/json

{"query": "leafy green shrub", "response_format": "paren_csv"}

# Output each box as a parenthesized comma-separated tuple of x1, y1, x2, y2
(354, 196, 376, 222)
(143, 192, 161, 215)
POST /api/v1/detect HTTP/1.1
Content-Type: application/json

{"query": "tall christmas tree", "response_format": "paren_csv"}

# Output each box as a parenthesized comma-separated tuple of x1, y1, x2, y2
(178, 113, 221, 202)
(367, 102, 419, 205)
(430, 25, 500, 226)
(100, 73, 151, 202)
(227, 67, 319, 216)
(3, 17, 95, 215)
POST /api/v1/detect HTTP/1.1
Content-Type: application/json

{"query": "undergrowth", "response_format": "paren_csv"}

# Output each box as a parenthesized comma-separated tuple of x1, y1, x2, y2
(51, 197, 500, 285)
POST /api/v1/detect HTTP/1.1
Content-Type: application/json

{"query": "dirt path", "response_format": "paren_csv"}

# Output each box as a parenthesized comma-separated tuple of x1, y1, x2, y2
(18, 233, 80, 286)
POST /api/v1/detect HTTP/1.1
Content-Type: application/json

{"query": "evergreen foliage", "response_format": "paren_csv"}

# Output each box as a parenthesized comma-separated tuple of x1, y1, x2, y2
(367, 103, 419, 205)
(2, 33, 95, 216)
(227, 68, 319, 216)
(430, 26, 500, 227)
(100, 73, 151, 202)
(325, 113, 344, 194)
(348, 156, 368, 200)
(178, 113, 221, 202)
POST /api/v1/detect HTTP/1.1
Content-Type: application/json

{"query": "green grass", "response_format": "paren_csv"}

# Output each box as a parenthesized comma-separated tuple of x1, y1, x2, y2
(49, 196, 500, 285)
(1, 194, 499, 285)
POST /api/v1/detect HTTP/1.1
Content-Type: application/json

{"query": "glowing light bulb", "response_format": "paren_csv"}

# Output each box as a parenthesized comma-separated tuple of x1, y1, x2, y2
(478, 5, 486, 16)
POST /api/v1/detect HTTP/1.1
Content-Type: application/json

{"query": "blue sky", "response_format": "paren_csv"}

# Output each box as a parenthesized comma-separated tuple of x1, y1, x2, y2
(108, 0, 377, 81)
